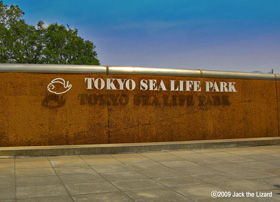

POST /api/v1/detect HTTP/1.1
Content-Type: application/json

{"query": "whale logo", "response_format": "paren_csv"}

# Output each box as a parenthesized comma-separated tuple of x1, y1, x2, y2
(47, 78, 72, 95)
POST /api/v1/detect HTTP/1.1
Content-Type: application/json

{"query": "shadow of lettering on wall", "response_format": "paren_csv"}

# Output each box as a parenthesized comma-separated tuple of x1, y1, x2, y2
(42, 94, 66, 109)
(42, 94, 231, 109)
(78, 94, 231, 107)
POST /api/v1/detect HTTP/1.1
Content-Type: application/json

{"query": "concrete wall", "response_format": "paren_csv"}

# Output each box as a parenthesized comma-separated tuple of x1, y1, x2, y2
(0, 64, 279, 146)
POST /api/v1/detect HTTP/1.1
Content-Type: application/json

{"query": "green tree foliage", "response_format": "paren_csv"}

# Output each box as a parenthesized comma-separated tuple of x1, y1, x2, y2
(0, 1, 100, 65)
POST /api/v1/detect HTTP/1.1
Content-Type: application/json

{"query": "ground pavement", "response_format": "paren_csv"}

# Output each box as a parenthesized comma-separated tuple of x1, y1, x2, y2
(0, 145, 280, 202)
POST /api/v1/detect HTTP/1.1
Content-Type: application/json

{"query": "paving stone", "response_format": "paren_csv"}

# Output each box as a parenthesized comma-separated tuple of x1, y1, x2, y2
(266, 159, 280, 167)
(16, 168, 56, 178)
(48, 156, 87, 168)
(128, 161, 169, 171)
(176, 165, 221, 176)
(15, 162, 52, 169)
(101, 170, 148, 182)
(213, 179, 275, 192)
(16, 176, 62, 187)
(230, 169, 276, 180)
(195, 148, 229, 153)
(267, 153, 280, 158)
(16, 185, 68, 199)
(226, 149, 264, 156)
(113, 156, 152, 164)
(15, 157, 52, 169)
(65, 181, 118, 195)
(154, 175, 203, 187)
(112, 179, 164, 191)
(203, 152, 254, 163)
(59, 174, 105, 184)
(207, 163, 253, 173)
(15, 157, 49, 163)
(0, 177, 15, 186)
(194, 173, 242, 184)
(112, 153, 143, 158)
(0, 185, 15, 200)
(167, 150, 198, 155)
(79, 154, 113, 159)
(81, 154, 130, 165)
(249, 147, 280, 154)
(125, 188, 190, 202)
(171, 153, 209, 160)
(54, 166, 97, 176)
(0, 161, 14, 169)
(141, 154, 185, 162)
(241, 154, 278, 162)
(196, 197, 256, 202)
(72, 192, 133, 202)
(90, 164, 133, 174)
(16, 196, 73, 202)
(235, 161, 278, 171)
(0, 159, 14, 164)
(160, 160, 199, 168)
(81, 158, 121, 165)
(0, 169, 14, 177)
(1, 145, 280, 201)
(172, 183, 224, 201)
(187, 156, 230, 165)
(142, 152, 176, 156)
(137, 166, 188, 178)
(263, 168, 280, 176)
(252, 176, 280, 186)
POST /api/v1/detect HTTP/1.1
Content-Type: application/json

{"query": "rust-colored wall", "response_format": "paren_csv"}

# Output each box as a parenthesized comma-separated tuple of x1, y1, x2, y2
(0, 72, 278, 146)
(0, 73, 108, 146)
(277, 80, 280, 137)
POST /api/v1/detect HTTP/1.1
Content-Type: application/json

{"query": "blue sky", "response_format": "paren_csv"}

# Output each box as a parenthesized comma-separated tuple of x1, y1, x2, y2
(4, 0, 280, 73)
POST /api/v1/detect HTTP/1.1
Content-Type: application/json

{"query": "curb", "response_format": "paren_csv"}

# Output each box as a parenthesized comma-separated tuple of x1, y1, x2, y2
(1, 137, 280, 157)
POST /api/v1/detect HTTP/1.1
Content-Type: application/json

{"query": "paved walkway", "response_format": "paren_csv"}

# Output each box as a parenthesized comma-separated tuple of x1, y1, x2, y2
(0, 145, 280, 202)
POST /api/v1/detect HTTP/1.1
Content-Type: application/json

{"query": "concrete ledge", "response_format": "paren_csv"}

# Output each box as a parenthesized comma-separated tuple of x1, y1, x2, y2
(1, 137, 280, 157)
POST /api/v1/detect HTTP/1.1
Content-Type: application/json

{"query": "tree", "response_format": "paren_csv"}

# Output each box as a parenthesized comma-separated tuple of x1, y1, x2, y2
(0, 1, 100, 65)
(42, 24, 99, 65)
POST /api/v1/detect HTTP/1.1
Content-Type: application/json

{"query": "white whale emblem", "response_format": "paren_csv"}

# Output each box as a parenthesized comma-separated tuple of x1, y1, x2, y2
(47, 78, 72, 94)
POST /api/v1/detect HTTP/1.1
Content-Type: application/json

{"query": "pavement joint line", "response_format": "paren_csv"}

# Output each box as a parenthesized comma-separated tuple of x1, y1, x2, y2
(1, 145, 280, 201)
(1, 137, 280, 157)
(111, 150, 226, 202)
(79, 154, 137, 202)
(47, 156, 75, 202)
(108, 151, 193, 201)
(13, 157, 16, 201)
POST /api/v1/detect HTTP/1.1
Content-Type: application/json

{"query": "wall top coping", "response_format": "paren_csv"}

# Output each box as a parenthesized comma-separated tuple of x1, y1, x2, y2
(0, 64, 279, 80)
